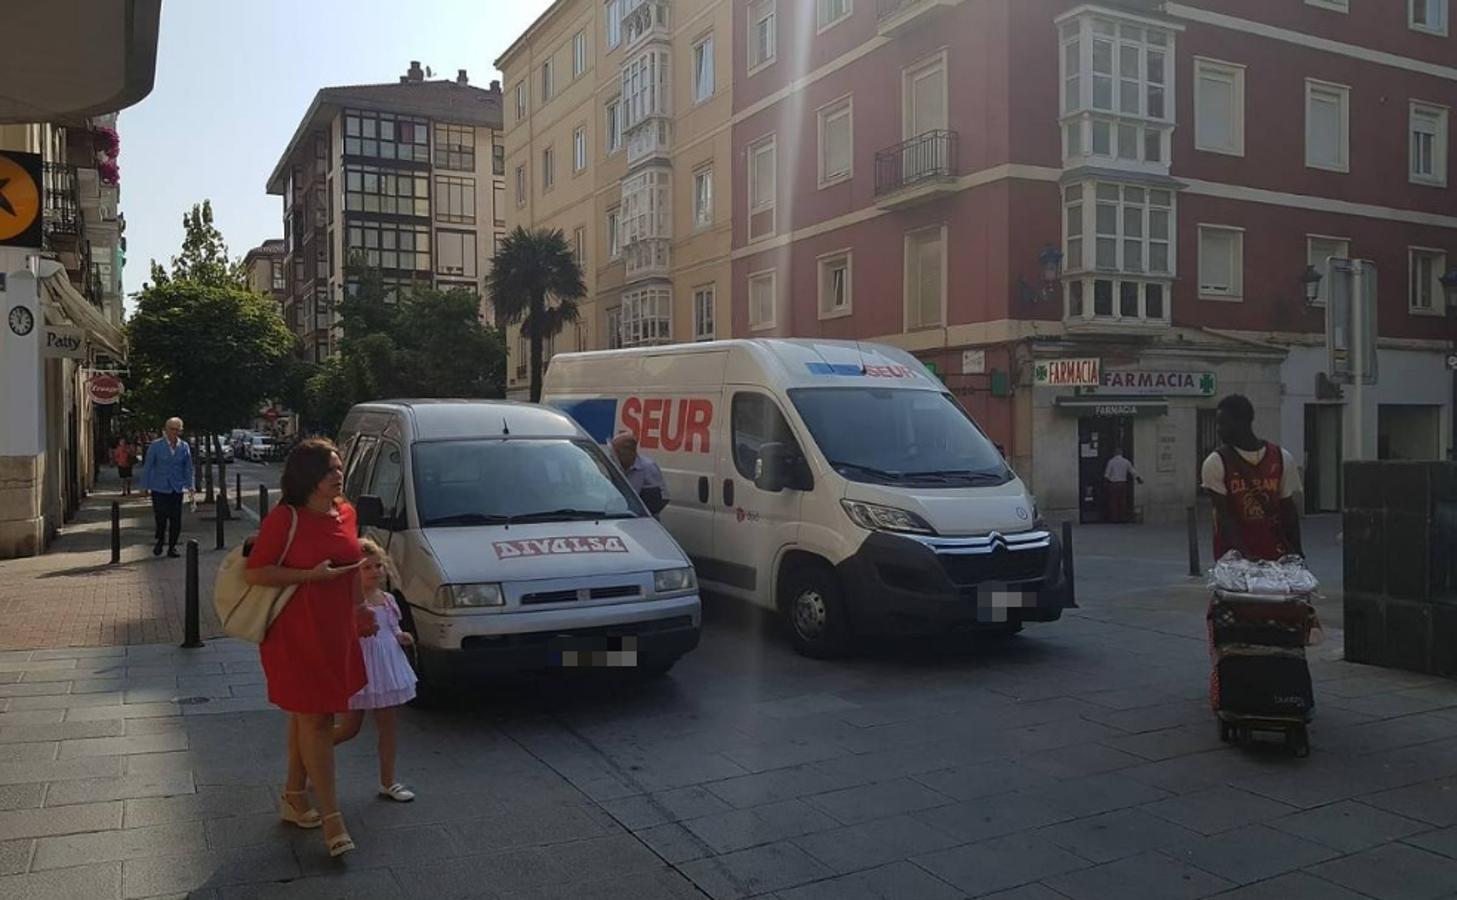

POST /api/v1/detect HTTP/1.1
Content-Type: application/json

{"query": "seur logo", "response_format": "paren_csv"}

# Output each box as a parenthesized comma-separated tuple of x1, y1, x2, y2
(553, 397, 715, 454)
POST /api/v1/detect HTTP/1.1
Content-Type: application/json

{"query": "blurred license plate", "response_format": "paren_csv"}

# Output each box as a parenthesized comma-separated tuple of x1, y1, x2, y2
(550, 635, 639, 667)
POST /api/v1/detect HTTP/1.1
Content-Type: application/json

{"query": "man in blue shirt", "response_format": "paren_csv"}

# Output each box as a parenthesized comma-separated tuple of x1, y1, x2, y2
(611, 431, 669, 517)
(139, 417, 194, 558)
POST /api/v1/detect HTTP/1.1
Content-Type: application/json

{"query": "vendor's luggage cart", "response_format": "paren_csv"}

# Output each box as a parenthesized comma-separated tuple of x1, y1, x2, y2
(1207, 589, 1318, 757)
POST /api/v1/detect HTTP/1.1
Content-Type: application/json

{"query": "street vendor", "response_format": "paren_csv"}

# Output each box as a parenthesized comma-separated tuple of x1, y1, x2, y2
(1200, 394, 1303, 562)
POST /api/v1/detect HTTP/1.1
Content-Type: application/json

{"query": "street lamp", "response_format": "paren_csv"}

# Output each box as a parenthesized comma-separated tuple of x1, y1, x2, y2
(1017, 245, 1064, 304)
(1301, 264, 1323, 308)
(1441, 267, 1457, 313)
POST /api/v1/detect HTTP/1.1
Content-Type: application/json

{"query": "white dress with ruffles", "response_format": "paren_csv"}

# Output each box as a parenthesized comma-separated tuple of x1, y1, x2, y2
(349, 592, 418, 710)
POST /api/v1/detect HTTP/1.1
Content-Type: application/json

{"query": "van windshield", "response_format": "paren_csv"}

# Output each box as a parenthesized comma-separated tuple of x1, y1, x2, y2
(412, 439, 645, 527)
(788, 388, 1012, 487)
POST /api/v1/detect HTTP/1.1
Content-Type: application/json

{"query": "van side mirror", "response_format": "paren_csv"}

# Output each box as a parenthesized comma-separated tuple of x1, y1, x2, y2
(754, 443, 794, 493)
(356, 495, 390, 531)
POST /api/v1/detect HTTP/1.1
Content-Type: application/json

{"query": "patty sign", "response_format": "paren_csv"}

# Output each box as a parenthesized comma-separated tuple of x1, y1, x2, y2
(494, 536, 629, 559)
(87, 374, 123, 405)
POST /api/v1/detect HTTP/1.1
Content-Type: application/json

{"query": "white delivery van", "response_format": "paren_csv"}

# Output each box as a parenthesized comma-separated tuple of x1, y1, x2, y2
(543, 339, 1072, 657)
(336, 400, 702, 685)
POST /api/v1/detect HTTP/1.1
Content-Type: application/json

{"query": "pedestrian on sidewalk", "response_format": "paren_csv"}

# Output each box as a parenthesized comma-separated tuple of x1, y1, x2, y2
(334, 538, 417, 803)
(1102, 447, 1141, 524)
(243, 438, 375, 859)
(112, 436, 136, 496)
(1200, 394, 1303, 561)
(138, 417, 194, 558)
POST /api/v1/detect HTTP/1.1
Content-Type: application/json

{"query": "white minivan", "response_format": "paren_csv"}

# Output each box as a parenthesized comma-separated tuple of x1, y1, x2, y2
(336, 400, 702, 684)
(543, 339, 1072, 657)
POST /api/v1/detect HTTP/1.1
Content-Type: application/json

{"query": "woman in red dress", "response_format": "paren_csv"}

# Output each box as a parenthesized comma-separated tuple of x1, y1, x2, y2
(244, 438, 373, 857)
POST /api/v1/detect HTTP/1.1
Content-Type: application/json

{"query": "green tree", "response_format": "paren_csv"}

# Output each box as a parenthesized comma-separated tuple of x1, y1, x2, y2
(146, 200, 246, 289)
(486, 227, 585, 402)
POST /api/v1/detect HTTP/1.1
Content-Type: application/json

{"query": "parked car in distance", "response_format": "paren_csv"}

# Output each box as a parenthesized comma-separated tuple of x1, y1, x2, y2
(198, 437, 234, 463)
(244, 436, 276, 461)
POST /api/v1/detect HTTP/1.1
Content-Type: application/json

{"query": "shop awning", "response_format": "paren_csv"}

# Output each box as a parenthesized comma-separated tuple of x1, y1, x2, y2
(41, 272, 125, 359)
(1054, 396, 1168, 418)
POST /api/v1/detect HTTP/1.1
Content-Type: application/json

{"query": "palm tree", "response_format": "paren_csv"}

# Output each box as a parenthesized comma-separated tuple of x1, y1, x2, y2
(486, 227, 586, 402)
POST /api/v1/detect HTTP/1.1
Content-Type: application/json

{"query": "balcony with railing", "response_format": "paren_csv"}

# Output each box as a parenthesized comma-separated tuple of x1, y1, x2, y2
(874, 130, 959, 209)
(42, 162, 80, 238)
(622, 0, 671, 50)
(876, 0, 962, 36)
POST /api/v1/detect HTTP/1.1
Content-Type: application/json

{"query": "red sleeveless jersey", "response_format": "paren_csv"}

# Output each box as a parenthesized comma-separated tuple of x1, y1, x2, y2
(1213, 442, 1289, 562)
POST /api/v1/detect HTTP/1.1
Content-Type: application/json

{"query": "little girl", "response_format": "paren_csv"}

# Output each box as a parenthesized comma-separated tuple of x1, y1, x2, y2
(334, 539, 418, 802)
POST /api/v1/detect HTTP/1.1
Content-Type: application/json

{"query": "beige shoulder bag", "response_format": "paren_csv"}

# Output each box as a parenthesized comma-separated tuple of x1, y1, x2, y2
(212, 506, 300, 643)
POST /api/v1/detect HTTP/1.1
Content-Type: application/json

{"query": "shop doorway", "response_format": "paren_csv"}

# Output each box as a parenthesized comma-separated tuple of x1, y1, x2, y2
(1303, 404, 1342, 514)
(1078, 415, 1134, 524)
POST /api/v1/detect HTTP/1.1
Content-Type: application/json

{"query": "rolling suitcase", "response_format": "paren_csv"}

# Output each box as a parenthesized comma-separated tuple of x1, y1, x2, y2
(1208, 589, 1317, 757)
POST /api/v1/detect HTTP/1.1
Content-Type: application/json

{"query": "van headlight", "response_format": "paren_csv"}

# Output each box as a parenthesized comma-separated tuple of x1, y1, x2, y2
(841, 500, 936, 535)
(654, 567, 697, 595)
(436, 583, 505, 608)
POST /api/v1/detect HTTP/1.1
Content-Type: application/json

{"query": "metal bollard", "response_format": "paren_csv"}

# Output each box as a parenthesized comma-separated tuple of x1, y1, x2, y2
(258, 484, 270, 519)
(1187, 505, 1202, 577)
(1061, 520, 1077, 608)
(215, 496, 226, 550)
(182, 540, 203, 648)
(235, 473, 242, 511)
(110, 501, 121, 565)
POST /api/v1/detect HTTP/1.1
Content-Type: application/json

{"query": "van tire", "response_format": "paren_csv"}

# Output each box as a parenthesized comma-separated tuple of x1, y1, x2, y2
(782, 563, 854, 659)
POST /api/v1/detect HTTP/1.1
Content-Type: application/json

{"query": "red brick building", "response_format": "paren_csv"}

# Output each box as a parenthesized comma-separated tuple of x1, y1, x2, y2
(730, 0, 1457, 524)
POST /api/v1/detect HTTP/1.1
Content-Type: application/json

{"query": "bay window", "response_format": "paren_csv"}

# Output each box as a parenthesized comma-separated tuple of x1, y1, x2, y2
(620, 286, 672, 346)
(1063, 180, 1174, 326)
(1058, 13, 1174, 170)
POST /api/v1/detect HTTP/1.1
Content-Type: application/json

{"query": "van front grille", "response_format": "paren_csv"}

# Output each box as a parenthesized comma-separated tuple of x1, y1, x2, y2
(520, 585, 642, 605)
(591, 585, 641, 600)
(521, 589, 580, 605)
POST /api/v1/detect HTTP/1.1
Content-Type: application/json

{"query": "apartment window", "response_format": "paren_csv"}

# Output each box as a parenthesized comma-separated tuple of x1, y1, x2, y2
(515, 82, 527, 121)
(436, 230, 477, 278)
(1306, 80, 1350, 173)
(435, 175, 476, 224)
(573, 126, 588, 172)
(1411, 102, 1449, 186)
(1194, 58, 1244, 156)
(1061, 18, 1171, 121)
(748, 136, 776, 241)
(271, 261, 285, 291)
(1411, 248, 1447, 313)
(572, 226, 586, 266)
(818, 97, 853, 186)
(620, 287, 672, 346)
(434, 123, 475, 171)
(905, 227, 945, 330)
(1197, 226, 1244, 300)
(749, 0, 776, 72)
(607, 207, 621, 259)
(692, 168, 713, 229)
(693, 35, 715, 103)
(606, 307, 623, 349)
(515, 164, 527, 206)
(606, 0, 623, 49)
(818, 0, 852, 29)
(693, 286, 715, 341)
(1068, 182, 1173, 275)
(343, 110, 429, 162)
(494, 232, 504, 257)
(492, 144, 505, 176)
(748, 269, 777, 329)
(903, 55, 947, 140)
(541, 60, 554, 103)
(573, 31, 588, 77)
(493, 181, 505, 225)
(1307, 236, 1349, 307)
(344, 164, 430, 217)
(346, 221, 431, 271)
(542, 147, 555, 191)
(315, 243, 328, 280)
(1411, 0, 1450, 34)
(1306, 0, 1348, 10)
(606, 99, 622, 153)
(818, 252, 852, 318)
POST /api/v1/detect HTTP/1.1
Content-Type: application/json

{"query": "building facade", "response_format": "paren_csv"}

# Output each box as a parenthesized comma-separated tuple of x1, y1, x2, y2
(729, 0, 1457, 524)
(242, 239, 286, 309)
(496, 0, 734, 397)
(266, 63, 505, 362)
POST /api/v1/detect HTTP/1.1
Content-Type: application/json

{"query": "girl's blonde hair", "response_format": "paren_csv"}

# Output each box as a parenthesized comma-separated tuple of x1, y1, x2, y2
(357, 538, 400, 586)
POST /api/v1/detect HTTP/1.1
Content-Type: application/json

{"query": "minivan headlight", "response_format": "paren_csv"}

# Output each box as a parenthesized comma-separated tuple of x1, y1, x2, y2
(841, 500, 936, 535)
(436, 583, 505, 608)
(654, 567, 697, 594)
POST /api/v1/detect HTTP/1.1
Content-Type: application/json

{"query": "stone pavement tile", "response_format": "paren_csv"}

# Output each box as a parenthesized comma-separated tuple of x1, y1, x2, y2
(545, 832, 664, 883)
(121, 843, 300, 900)
(1035, 807, 1201, 864)
(1016, 771, 1171, 819)
(0, 660, 79, 675)
(30, 648, 128, 661)
(0, 720, 124, 745)
(634, 822, 712, 864)
(808, 741, 972, 784)
(1162, 823, 1340, 885)
(67, 679, 128, 695)
(1306, 842, 1457, 900)
(705, 765, 864, 810)
(1084, 699, 1213, 735)
(201, 812, 315, 852)
(801, 777, 953, 826)
(679, 841, 833, 900)
(0, 861, 122, 900)
(1269, 800, 1433, 853)
(772, 861, 963, 900)
(1205, 871, 1373, 900)
(295, 823, 455, 874)
(595, 749, 748, 794)
(681, 799, 838, 854)
(124, 750, 195, 777)
(1001, 717, 1127, 754)
(976, 885, 1083, 900)
(719, 738, 847, 774)
(508, 866, 705, 900)
(57, 731, 188, 759)
(122, 717, 189, 737)
(0, 841, 29, 876)
(751, 694, 860, 720)
(44, 770, 194, 806)
(912, 792, 1073, 845)
(1078, 685, 1182, 712)
(1406, 826, 1457, 861)
(1105, 723, 1223, 762)
(215, 868, 408, 900)
(123, 785, 275, 828)
(31, 821, 207, 870)
(0, 742, 57, 763)
(0, 785, 43, 812)
(0, 683, 78, 699)
(0, 800, 122, 839)
(1021, 742, 1145, 779)
(601, 785, 734, 830)
(392, 845, 565, 898)
(790, 813, 961, 874)
(911, 760, 1055, 803)
(444, 801, 617, 853)
(1336, 691, 1457, 720)
(64, 703, 180, 722)
(1044, 849, 1235, 900)
(914, 831, 1091, 896)
(1142, 786, 1300, 836)
(0, 710, 65, 727)
(1362, 777, 1457, 827)
(1324, 713, 1457, 758)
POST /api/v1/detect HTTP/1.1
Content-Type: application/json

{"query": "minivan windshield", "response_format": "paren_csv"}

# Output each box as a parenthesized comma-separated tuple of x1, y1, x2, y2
(412, 438, 644, 527)
(788, 388, 1012, 487)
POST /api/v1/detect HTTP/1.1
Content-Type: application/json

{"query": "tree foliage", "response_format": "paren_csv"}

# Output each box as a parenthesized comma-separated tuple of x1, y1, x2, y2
(485, 227, 585, 403)
(146, 200, 246, 290)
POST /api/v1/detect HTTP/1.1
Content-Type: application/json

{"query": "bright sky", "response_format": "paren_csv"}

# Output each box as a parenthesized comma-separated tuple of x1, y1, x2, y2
(118, 0, 552, 305)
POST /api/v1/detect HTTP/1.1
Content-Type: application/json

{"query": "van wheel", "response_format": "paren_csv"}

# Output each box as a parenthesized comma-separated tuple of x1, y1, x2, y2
(784, 564, 853, 659)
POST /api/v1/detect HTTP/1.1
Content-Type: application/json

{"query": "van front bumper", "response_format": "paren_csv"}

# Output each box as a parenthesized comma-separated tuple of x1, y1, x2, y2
(411, 594, 701, 678)
(836, 529, 1073, 637)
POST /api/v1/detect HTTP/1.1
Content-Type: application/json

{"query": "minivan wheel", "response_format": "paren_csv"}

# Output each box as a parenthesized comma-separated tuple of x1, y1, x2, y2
(784, 565, 853, 658)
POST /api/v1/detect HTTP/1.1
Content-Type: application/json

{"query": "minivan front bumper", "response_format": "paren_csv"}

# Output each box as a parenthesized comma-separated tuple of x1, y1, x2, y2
(835, 529, 1073, 637)
(410, 594, 702, 678)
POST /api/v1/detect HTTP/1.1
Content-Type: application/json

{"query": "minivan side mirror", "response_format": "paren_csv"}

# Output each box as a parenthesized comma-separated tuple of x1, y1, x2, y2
(754, 443, 794, 493)
(356, 495, 389, 531)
